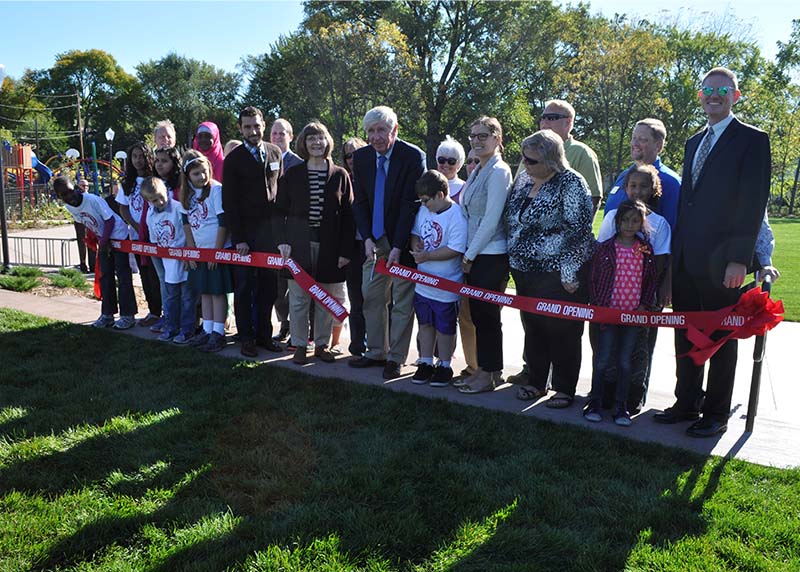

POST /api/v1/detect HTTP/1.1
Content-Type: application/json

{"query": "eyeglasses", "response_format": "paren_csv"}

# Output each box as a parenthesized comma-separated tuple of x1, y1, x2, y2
(465, 158, 480, 165)
(343, 152, 354, 160)
(468, 132, 491, 141)
(306, 135, 326, 142)
(700, 86, 733, 96)
(437, 156, 458, 166)
(521, 154, 540, 166)
(541, 113, 569, 121)
(416, 196, 432, 204)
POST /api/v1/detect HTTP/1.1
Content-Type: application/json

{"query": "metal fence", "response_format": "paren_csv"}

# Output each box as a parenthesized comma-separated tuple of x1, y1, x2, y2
(3, 184, 55, 222)
(7, 235, 78, 268)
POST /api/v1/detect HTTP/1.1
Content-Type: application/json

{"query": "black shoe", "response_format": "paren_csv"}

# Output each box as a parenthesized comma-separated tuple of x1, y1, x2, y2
(273, 324, 290, 342)
(383, 360, 401, 380)
(429, 366, 454, 387)
(240, 340, 258, 358)
(411, 363, 435, 384)
(686, 418, 727, 438)
(653, 406, 701, 424)
(348, 356, 386, 368)
(256, 338, 283, 353)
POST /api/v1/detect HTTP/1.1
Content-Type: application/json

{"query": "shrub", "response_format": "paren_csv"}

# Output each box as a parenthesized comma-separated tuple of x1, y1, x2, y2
(49, 269, 88, 290)
(10, 266, 44, 278)
(0, 275, 40, 292)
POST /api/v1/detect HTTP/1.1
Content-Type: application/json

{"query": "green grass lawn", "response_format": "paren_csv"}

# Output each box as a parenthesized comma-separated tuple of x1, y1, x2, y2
(769, 217, 799, 321)
(1, 309, 798, 572)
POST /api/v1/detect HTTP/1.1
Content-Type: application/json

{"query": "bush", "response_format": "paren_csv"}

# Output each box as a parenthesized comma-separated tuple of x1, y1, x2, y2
(10, 266, 44, 278)
(0, 275, 40, 292)
(49, 268, 88, 290)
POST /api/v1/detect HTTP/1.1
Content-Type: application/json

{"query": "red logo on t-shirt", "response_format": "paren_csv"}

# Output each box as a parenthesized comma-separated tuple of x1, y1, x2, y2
(79, 211, 98, 230)
(421, 220, 444, 250)
(155, 220, 176, 246)
(189, 197, 208, 230)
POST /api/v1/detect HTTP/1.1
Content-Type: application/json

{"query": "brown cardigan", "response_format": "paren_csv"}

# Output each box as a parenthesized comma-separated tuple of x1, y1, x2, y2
(274, 160, 355, 283)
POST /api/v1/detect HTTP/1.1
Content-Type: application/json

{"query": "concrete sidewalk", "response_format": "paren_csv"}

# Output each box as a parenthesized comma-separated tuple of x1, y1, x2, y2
(2, 224, 799, 468)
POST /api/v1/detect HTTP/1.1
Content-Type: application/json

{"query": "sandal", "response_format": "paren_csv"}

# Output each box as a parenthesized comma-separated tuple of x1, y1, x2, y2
(516, 385, 546, 401)
(545, 393, 574, 409)
(457, 371, 496, 394)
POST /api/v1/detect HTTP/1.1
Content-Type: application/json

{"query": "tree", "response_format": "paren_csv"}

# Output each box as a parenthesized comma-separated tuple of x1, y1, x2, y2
(136, 53, 242, 147)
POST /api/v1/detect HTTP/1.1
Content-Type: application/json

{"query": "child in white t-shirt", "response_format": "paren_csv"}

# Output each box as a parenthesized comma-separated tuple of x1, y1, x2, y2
(139, 177, 197, 345)
(409, 170, 468, 387)
(179, 151, 232, 353)
(54, 176, 137, 329)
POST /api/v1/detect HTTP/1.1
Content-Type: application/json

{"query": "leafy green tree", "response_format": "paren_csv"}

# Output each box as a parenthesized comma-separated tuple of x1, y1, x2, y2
(136, 53, 242, 147)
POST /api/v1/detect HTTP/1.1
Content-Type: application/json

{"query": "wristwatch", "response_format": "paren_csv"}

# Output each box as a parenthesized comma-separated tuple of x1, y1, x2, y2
(462, 256, 472, 264)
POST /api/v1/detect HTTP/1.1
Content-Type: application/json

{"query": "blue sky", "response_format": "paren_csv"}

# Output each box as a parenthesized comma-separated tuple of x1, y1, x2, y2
(0, 1, 795, 82)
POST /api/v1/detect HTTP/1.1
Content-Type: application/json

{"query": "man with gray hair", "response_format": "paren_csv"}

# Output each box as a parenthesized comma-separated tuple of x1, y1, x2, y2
(349, 105, 426, 379)
(539, 99, 603, 212)
(154, 120, 176, 149)
(604, 118, 680, 228)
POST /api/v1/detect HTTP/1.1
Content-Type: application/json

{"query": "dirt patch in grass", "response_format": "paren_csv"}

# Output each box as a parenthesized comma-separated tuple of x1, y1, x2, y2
(29, 282, 149, 310)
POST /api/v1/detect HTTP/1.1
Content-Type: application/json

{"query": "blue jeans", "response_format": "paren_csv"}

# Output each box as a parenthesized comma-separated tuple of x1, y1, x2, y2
(99, 247, 137, 317)
(590, 325, 642, 403)
(164, 281, 197, 336)
(151, 257, 170, 324)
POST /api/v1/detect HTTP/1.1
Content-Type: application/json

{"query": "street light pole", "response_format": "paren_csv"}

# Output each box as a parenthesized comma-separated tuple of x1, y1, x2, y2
(105, 128, 115, 197)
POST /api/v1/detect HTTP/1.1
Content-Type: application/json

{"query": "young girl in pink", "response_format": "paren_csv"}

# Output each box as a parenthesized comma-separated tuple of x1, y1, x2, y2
(585, 200, 657, 426)
(180, 150, 232, 353)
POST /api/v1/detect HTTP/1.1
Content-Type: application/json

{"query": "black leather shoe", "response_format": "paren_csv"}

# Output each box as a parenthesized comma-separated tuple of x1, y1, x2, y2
(256, 338, 283, 353)
(686, 418, 727, 438)
(653, 406, 701, 424)
(272, 324, 290, 342)
(348, 356, 386, 368)
(382, 360, 401, 379)
(240, 340, 258, 358)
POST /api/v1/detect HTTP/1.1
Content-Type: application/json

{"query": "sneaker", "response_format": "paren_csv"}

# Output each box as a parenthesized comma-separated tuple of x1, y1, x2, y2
(583, 400, 602, 423)
(92, 314, 114, 328)
(158, 330, 177, 342)
(200, 332, 225, 353)
(138, 313, 160, 327)
(412, 363, 435, 384)
(429, 366, 453, 387)
(314, 347, 337, 363)
(613, 406, 632, 427)
(188, 332, 211, 348)
(149, 317, 166, 334)
(293, 346, 309, 365)
(172, 332, 191, 345)
(113, 315, 136, 330)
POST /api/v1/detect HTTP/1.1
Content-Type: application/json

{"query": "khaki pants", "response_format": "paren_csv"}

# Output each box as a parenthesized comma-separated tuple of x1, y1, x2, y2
(361, 236, 415, 364)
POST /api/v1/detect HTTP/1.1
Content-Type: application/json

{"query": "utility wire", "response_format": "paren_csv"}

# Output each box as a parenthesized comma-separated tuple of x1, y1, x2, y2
(0, 102, 77, 111)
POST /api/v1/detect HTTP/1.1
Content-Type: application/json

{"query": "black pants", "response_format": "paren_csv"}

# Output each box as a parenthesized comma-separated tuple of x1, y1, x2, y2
(232, 224, 278, 343)
(346, 239, 367, 355)
(99, 248, 137, 317)
(467, 254, 508, 372)
(672, 263, 740, 421)
(512, 268, 585, 397)
(136, 254, 162, 316)
(74, 222, 95, 271)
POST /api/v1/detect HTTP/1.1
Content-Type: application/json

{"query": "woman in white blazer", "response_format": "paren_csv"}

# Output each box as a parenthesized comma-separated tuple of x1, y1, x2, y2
(456, 116, 513, 394)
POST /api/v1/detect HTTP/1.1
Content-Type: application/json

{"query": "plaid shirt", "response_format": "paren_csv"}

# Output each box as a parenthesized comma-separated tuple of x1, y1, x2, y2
(590, 236, 657, 309)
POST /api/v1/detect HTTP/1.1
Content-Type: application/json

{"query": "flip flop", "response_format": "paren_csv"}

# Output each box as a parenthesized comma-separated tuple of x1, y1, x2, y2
(545, 394, 574, 409)
(458, 379, 495, 394)
(516, 385, 546, 401)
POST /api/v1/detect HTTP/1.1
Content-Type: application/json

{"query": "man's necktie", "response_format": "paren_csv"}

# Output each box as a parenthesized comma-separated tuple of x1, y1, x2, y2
(372, 155, 387, 240)
(692, 129, 714, 185)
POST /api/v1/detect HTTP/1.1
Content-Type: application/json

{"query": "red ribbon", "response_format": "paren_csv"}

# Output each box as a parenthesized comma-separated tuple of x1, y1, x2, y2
(374, 260, 783, 364)
(110, 240, 348, 322)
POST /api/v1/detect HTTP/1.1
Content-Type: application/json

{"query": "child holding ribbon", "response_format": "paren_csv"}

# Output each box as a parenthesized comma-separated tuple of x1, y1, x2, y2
(585, 199, 658, 426)
(179, 150, 232, 353)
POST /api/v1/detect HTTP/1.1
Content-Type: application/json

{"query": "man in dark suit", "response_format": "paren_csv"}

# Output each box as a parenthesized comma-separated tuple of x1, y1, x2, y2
(222, 106, 284, 357)
(655, 67, 771, 437)
(348, 105, 426, 379)
(270, 118, 304, 343)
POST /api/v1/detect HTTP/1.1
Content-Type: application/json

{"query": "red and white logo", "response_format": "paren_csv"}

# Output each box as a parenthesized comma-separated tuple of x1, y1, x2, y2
(155, 220, 176, 246)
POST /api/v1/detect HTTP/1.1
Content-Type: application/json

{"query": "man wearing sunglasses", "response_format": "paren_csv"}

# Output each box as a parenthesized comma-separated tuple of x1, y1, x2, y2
(539, 99, 603, 213)
(656, 66, 771, 438)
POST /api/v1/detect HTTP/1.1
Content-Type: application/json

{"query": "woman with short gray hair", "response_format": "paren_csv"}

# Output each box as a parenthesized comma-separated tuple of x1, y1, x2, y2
(436, 135, 467, 204)
(504, 129, 594, 408)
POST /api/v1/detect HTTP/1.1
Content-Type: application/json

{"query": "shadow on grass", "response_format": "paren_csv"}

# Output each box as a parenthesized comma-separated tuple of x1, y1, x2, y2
(0, 313, 741, 571)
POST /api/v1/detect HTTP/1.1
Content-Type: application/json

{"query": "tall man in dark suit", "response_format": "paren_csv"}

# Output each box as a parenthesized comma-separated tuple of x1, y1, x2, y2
(655, 67, 771, 437)
(348, 106, 426, 379)
(222, 106, 284, 357)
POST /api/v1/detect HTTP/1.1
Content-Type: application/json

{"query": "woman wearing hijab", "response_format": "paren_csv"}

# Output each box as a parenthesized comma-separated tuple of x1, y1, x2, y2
(193, 121, 225, 182)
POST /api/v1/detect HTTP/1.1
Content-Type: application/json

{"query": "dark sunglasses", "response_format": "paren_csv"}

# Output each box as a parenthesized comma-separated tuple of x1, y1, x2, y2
(700, 86, 733, 96)
(437, 156, 458, 166)
(541, 113, 569, 121)
(522, 154, 540, 166)
(465, 158, 480, 165)
(343, 152, 354, 160)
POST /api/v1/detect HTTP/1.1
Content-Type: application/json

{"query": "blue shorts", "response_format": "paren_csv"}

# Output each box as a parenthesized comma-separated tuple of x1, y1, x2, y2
(414, 293, 459, 335)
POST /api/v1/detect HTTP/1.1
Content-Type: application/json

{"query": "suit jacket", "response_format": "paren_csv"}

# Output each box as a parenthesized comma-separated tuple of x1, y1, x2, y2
(283, 150, 304, 172)
(222, 141, 282, 248)
(672, 117, 770, 283)
(351, 138, 426, 265)
(274, 161, 355, 283)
